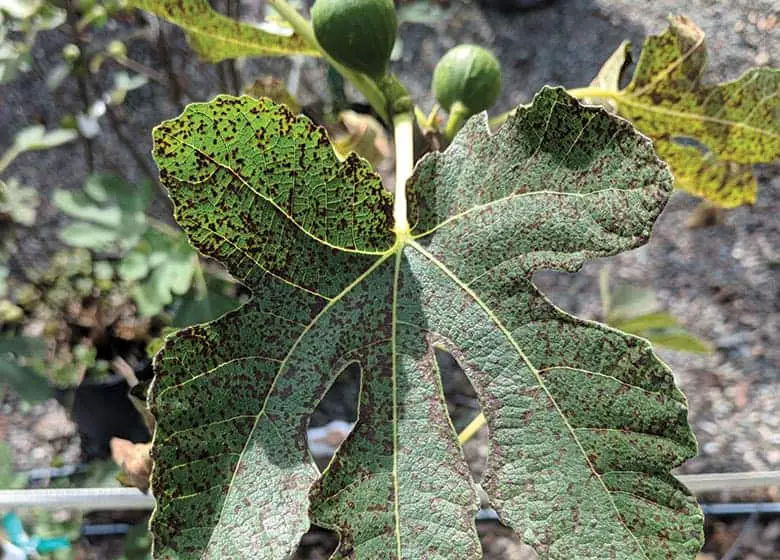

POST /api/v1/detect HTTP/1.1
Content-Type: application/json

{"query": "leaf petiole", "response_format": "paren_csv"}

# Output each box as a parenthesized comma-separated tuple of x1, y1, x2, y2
(393, 111, 414, 236)
(565, 86, 621, 100)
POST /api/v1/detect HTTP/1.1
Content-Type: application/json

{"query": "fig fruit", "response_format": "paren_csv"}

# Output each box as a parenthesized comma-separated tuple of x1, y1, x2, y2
(62, 44, 81, 63)
(433, 44, 502, 116)
(312, 0, 397, 80)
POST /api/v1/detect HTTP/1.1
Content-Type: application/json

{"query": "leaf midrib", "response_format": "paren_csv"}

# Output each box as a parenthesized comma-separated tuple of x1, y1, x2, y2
(154, 5, 316, 57)
(618, 90, 780, 141)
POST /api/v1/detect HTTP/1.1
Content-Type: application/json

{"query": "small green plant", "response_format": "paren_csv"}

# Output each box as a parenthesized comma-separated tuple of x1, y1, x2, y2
(599, 268, 712, 354)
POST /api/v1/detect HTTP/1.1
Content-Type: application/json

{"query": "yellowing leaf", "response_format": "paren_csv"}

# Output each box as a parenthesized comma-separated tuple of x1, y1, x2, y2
(148, 90, 702, 558)
(585, 39, 631, 111)
(127, 0, 317, 62)
(601, 16, 779, 207)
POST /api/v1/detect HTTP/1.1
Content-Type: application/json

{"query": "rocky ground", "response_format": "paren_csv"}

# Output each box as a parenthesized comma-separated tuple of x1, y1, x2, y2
(1, 0, 778, 558)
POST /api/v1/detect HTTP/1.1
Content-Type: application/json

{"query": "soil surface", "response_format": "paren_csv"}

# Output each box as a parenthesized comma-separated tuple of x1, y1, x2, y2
(1, 0, 778, 558)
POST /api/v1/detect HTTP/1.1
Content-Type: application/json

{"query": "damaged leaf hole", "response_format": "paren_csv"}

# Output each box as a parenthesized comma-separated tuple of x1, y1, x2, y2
(300, 348, 490, 556)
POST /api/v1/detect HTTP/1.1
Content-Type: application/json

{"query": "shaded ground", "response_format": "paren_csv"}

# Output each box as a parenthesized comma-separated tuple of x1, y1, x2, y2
(1, 0, 778, 558)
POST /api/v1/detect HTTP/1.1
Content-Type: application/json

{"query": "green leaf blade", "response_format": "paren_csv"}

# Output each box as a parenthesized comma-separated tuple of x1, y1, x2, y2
(407, 88, 701, 558)
(149, 90, 702, 559)
(150, 96, 396, 557)
(128, 0, 318, 62)
(310, 253, 481, 558)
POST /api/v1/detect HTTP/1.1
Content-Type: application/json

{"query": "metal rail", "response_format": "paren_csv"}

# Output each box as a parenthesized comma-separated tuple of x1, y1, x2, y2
(1, 471, 778, 511)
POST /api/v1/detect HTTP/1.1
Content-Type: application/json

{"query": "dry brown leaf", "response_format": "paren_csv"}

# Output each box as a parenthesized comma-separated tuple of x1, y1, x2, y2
(111, 437, 152, 492)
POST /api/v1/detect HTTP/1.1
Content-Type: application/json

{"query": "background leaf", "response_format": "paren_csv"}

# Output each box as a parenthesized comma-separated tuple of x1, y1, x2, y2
(0, 335, 51, 403)
(13, 124, 78, 152)
(149, 91, 702, 558)
(0, 177, 39, 226)
(602, 274, 712, 355)
(54, 174, 150, 250)
(127, 0, 318, 62)
(605, 16, 779, 207)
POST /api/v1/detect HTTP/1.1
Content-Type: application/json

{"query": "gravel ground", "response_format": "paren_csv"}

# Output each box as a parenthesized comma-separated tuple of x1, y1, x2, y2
(1, 0, 778, 558)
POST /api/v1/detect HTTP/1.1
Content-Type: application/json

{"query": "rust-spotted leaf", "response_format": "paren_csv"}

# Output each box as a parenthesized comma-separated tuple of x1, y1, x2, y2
(128, 0, 317, 62)
(590, 16, 779, 207)
(149, 89, 703, 559)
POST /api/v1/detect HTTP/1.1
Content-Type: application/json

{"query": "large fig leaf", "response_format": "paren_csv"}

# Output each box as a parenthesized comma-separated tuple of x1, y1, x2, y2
(149, 89, 702, 559)
(128, 0, 317, 62)
(591, 16, 779, 207)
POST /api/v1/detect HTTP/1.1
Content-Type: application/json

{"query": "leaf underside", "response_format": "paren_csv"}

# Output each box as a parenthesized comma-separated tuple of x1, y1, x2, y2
(149, 89, 703, 559)
(596, 16, 779, 208)
(128, 0, 317, 62)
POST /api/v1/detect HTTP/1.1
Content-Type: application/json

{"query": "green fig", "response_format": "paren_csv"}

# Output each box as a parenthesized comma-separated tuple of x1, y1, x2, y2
(312, 0, 397, 80)
(433, 44, 502, 116)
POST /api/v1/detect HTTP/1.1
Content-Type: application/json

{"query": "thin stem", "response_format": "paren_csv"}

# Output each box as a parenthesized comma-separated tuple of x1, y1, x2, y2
(216, 61, 231, 95)
(75, 74, 95, 172)
(444, 102, 469, 141)
(267, 0, 389, 123)
(488, 109, 515, 130)
(392, 112, 414, 235)
(146, 216, 182, 238)
(104, 105, 157, 184)
(458, 413, 485, 445)
(192, 259, 208, 298)
(0, 147, 20, 176)
(65, 0, 94, 173)
(226, 0, 243, 93)
(155, 23, 187, 109)
(113, 55, 168, 86)
(566, 86, 620, 100)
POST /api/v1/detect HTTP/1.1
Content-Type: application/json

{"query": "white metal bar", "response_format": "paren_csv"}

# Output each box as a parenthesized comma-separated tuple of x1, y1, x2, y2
(1, 472, 778, 511)
(0, 488, 154, 511)
(680, 471, 780, 493)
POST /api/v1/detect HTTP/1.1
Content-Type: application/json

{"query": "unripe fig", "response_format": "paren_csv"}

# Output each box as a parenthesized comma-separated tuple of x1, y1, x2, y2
(107, 40, 127, 59)
(312, 0, 397, 80)
(62, 43, 81, 63)
(433, 44, 502, 116)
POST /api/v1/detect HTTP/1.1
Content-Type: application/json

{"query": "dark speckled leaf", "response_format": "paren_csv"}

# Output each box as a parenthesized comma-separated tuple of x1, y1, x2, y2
(601, 16, 779, 208)
(128, 0, 317, 62)
(149, 89, 702, 559)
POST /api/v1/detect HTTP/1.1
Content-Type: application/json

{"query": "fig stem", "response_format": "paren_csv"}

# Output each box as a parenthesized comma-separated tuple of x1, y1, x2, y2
(392, 111, 414, 235)
(268, 0, 390, 123)
(443, 101, 469, 141)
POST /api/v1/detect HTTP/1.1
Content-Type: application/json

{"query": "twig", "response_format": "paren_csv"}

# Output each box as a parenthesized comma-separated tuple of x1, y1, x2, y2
(216, 61, 232, 95)
(155, 23, 186, 110)
(113, 55, 168, 87)
(66, 0, 95, 173)
(104, 104, 158, 184)
(226, 0, 243, 94)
